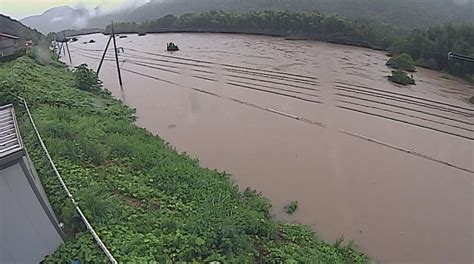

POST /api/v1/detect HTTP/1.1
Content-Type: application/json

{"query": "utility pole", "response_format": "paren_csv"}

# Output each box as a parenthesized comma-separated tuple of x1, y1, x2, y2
(52, 35, 57, 54)
(64, 33, 72, 64)
(62, 39, 66, 58)
(97, 35, 112, 74)
(57, 41, 64, 59)
(111, 22, 123, 87)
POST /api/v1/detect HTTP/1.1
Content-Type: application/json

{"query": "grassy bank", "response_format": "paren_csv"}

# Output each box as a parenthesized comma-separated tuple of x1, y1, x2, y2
(0, 56, 368, 263)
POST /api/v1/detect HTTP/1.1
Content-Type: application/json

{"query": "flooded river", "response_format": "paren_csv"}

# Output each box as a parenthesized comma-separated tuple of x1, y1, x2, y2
(65, 33, 473, 263)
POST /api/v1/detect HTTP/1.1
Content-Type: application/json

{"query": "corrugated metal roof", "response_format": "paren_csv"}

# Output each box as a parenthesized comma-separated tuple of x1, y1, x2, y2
(0, 104, 23, 159)
(0, 33, 19, 39)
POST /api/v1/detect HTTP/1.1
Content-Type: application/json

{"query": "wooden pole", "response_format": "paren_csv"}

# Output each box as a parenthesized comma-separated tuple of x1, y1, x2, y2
(111, 22, 123, 86)
(58, 41, 64, 59)
(64, 33, 72, 64)
(97, 35, 112, 75)
(53, 36, 57, 54)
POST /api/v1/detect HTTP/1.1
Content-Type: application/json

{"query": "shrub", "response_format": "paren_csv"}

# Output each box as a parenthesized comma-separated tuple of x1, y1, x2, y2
(285, 201, 298, 214)
(73, 64, 102, 92)
(27, 47, 53, 65)
(388, 70, 416, 85)
(387, 53, 416, 72)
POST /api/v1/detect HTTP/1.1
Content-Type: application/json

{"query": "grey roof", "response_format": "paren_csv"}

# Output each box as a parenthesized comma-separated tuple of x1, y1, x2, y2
(0, 33, 19, 39)
(0, 104, 23, 159)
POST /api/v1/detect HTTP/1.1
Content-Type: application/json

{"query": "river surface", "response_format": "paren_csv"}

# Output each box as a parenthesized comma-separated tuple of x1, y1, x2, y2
(64, 33, 473, 263)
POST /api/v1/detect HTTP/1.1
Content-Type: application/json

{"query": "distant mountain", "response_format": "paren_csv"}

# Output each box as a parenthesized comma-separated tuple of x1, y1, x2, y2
(20, 6, 91, 34)
(0, 14, 43, 43)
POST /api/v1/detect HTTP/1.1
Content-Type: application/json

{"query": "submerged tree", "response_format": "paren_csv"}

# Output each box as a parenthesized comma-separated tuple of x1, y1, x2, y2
(388, 70, 416, 85)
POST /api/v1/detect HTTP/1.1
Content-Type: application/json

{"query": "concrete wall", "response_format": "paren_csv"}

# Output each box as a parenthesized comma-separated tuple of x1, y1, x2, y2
(0, 161, 63, 263)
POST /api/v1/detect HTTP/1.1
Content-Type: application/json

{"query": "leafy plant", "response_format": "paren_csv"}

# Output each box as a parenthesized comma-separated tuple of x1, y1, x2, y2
(285, 201, 298, 215)
(73, 64, 102, 92)
(386, 53, 416, 72)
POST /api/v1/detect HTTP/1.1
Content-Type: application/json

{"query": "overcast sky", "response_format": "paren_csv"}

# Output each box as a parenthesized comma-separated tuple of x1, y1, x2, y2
(0, 0, 149, 19)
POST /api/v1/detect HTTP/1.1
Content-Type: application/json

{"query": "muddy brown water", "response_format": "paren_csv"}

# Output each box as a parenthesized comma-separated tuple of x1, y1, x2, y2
(64, 33, 474, 263)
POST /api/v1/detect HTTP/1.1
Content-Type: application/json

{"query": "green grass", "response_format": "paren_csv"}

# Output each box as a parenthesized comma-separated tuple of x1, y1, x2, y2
(0, 56, 368, 263)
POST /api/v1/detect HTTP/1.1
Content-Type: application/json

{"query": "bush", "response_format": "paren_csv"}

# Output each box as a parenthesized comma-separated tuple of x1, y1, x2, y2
(388, 70, 416, 85)
(73, 64, 102, 92)
(387, 53, 416, 72)
(285, 201, 298, 214)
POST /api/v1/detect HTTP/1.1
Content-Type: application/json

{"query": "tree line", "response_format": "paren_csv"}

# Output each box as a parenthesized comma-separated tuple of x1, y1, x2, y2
(106, 10, 474, 81)
(92, 0, 473, 30)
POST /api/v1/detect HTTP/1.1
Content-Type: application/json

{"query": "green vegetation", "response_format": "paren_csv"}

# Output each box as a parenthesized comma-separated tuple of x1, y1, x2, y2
(73, 64, 102, 92)
(386, 53, 416, 72)
(0, 56, 368, 263)
(388, 70, 416, 86)
(469, 96, 474, 104)
(93, 0, 473, 30)
(108, 11, 474, 81)
(285, 201, 299, 215)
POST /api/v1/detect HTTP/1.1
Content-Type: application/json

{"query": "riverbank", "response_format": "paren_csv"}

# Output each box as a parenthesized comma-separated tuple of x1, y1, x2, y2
(0, 55, 368, 262)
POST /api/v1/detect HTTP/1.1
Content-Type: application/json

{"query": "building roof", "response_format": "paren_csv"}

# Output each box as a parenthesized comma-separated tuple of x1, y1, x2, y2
(0, 104, 23, 160)
(0, 33, 19, 39)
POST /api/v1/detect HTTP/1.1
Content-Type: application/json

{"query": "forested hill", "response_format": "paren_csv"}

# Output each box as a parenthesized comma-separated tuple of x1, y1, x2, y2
(90, 0, 474, 29)
(0, 14, 43, 43)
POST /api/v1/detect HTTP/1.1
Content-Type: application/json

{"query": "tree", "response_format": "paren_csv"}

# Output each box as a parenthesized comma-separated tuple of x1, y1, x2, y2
(386, 53, 416, 72)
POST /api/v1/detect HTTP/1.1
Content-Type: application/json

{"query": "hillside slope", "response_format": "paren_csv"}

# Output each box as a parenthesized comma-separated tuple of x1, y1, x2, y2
(0, 14, 43, 43)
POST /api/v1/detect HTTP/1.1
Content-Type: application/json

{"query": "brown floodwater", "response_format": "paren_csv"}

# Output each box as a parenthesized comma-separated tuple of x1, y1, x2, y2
(65, 33, 473, 263)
